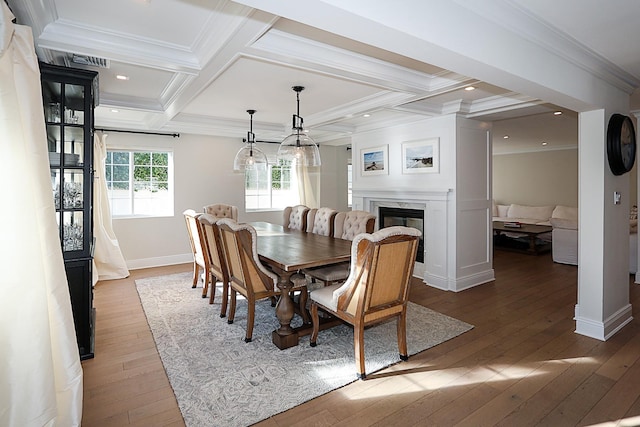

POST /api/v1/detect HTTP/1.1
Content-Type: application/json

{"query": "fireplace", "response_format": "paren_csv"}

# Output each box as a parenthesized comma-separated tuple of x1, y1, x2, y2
(378, 207, 424, 263)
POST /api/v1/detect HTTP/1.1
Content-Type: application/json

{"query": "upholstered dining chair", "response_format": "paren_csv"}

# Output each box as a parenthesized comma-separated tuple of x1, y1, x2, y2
(198, 214, 231, 317)
(306, 207, 338, 236)
(309, 226, 421, 379)
(217, 218, 309, 342)
(183, 209, 211, 298)
(334, 210, 376, 240)
(283, 204, 310, 231)
(303, 210, 376, 287)
(203, 203, 239, 220)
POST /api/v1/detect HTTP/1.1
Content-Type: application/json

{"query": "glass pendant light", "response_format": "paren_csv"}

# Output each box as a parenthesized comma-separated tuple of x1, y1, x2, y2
(277, 86, 321, 167)
(233, 109, 268, 171)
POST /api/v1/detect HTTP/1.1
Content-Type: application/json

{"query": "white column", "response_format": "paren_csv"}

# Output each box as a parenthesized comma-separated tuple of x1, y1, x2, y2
(575, 110, 633, 340)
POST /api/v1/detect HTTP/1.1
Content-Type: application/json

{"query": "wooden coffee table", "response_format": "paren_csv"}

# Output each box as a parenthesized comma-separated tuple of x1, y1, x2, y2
(492, 221, 553, 255)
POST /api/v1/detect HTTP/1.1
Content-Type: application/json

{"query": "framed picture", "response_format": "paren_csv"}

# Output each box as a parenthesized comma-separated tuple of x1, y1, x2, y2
(402, 138, 439, 174)
(361, 145, 388, 176)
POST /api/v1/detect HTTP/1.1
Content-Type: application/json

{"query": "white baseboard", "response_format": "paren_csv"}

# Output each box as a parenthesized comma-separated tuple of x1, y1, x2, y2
(574, 303, 633, 341)
(423, 268, 495, 292)
(127, 254, 192, 270)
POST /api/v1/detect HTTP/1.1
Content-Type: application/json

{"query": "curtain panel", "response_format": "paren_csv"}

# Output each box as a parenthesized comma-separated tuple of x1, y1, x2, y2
(0, 3, 83, 425)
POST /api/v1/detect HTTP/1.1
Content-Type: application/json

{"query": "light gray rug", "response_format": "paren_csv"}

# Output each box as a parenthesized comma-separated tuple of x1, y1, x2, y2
(135, 272, 473, 427)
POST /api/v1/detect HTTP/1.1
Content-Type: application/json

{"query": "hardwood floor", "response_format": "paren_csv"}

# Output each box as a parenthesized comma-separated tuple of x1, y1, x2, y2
(82, 252, 640, 426)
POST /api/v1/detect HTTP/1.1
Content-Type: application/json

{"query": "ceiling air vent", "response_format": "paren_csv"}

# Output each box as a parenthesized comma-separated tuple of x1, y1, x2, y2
(67, 54, 110, 69)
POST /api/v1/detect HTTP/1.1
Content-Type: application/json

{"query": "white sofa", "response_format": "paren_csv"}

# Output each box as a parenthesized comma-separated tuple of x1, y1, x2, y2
(492, 202, 576, 260)
(494, 202, 638, 273)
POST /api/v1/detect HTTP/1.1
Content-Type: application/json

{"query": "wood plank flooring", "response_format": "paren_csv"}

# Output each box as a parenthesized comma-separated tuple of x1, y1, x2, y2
(81, 252, 640, 426)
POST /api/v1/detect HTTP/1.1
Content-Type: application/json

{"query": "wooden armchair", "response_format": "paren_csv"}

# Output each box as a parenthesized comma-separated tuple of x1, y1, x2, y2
(304, 210, 376, 287)
(203, 203, 238, 220)
(283, 205, 310, 231)
(309, 226, 421, 379)
(198, 214, 231, 317)
(306, 207, 338, 236)
(217, 219, 308, 342)
(183, 209, 211, 298)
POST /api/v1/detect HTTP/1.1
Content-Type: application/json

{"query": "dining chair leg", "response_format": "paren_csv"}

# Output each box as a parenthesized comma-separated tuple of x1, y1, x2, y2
(397, 311, 408, 361)
(201, 269, 210, 298)
(245, 297, 255, 343)
(298, 287, 310, 324)
(208, 275, 217, 305)
(228, 289, 237, 324)
(191, 263, 199, 288)
(354, 323, 366, 380)
(219, 280, 228, 318)
(309, 302, 319, 347)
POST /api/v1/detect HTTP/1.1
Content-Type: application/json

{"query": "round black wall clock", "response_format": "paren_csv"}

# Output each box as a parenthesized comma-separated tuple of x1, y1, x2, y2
(607, 113, 636, 176)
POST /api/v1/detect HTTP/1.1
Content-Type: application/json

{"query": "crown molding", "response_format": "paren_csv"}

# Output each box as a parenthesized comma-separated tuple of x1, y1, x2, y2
(37, 19, 201, 74)
(250, 28, 467, 95)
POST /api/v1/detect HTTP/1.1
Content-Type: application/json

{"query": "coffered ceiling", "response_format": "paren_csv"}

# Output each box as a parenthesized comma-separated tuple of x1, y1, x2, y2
(6, 0, 640, 152)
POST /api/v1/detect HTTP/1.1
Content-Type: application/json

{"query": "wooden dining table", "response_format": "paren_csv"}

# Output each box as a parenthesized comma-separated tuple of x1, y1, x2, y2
(248, 221, 353, 349)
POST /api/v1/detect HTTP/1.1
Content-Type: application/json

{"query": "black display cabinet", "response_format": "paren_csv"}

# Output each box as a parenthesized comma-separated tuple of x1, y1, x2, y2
(40, 62, 98, 360)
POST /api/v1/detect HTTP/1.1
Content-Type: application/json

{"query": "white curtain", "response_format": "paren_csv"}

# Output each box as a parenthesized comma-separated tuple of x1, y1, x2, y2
(0, 3, 83, 426)
(296, 164, 320, 208)
(93, 132, 129, 282)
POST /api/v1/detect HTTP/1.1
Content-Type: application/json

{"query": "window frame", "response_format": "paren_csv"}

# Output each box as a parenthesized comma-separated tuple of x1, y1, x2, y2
(104, 148, 174, 219)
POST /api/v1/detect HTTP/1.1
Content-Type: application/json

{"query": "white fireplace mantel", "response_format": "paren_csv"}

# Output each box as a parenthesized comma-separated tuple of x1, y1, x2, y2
(352, 188, 452, 202)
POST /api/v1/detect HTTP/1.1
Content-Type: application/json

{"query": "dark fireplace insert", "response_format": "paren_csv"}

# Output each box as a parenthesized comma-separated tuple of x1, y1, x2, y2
(378, 207, 424, 263)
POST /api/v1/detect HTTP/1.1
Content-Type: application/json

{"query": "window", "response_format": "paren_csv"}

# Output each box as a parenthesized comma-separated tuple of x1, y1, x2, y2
(105, 150, 173, 217)
(245, 162, 300, 211)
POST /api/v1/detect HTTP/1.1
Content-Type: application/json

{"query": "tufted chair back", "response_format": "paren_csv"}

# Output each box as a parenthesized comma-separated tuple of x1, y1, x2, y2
(283, 205, 310, 231)
(203, 203, 239, 220)
(306, 207, 338, 236)
(334, 210, 376, 240)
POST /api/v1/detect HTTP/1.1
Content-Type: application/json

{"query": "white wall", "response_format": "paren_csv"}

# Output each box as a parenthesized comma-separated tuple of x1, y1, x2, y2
(493, 147, 636, 208)
(493, 148, 578, 207)
(105, 132, 344, 269)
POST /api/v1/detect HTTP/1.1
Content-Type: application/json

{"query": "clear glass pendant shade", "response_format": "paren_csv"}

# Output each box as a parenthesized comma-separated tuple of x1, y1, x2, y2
(233, 109, 268, 171)
(277, 129, 321, 167)
(233, 144, 267, 171)
(277, 86, 321, 167)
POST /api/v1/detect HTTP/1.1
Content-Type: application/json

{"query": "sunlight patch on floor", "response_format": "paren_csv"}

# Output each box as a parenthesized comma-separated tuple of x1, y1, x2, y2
(337, 357, 599, 400)
(585, 415, 640, 426)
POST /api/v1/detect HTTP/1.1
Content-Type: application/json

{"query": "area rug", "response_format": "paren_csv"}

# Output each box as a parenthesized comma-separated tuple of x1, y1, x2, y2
(135, 272, 473, 427)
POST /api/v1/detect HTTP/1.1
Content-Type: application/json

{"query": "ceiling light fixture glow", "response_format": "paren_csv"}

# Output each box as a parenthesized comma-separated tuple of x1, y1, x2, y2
(116, 74, 129, 81)
(554, 111, 562, 115)
(465, 86, 475, 91)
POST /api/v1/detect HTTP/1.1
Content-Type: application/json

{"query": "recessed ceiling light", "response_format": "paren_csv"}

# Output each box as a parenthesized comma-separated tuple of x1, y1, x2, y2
(116, 74, 129, 81)
(363, 113, 371, 118)
(542, 141, 548, 146)
(503, 135, 509, 139)
(465, 86, 475, 91)
(554, 111, 562, 115)
(111, 109, 119, 113)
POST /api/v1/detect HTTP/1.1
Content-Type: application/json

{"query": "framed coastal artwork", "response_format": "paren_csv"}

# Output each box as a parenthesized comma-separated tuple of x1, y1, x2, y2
(361, 145, 388, 176)
(402, 138, 439, 174)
